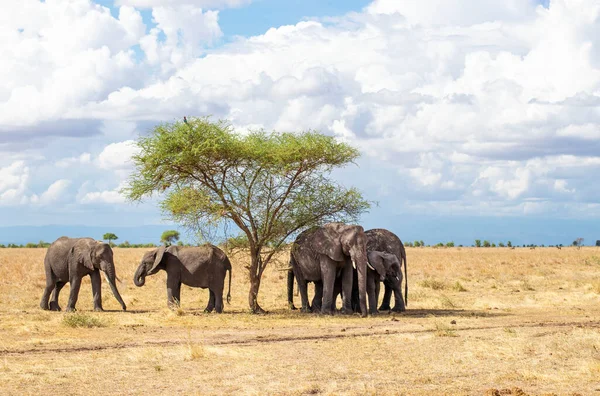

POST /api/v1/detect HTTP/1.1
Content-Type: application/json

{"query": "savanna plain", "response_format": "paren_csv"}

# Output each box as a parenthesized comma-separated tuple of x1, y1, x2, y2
(0, 247, 599, 395)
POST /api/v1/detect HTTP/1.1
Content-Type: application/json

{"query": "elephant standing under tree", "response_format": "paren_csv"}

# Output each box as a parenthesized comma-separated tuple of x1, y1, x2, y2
(288, 250, 401, 315)
(133, 244, 232, 312)
(289, 222, 370, 317)
(365, 228, 407, 312)
(40, 237, 127, 312)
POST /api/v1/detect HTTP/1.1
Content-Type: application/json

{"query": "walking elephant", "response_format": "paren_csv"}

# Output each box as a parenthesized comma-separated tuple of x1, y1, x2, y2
(133, 244, 232, 312)
(288, 222, 370, 317)
(40, 237, 127, 312)
(365, 228, 407, 312)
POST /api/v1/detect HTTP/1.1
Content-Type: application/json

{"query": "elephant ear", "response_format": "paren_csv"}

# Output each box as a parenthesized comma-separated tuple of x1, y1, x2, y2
(149, 246, 166, 274)
(366, 251, 387, 280)
(72, 241, 94, 271)
(309, 224, 346, 262)
(166, 245, 179, 257)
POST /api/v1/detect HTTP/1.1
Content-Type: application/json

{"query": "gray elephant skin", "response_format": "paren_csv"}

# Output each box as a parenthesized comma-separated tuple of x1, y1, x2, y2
(288, 222, 370, 317)
(40, 237, 127, 312)
(288, 251, 400, 315)
(366, 228, 407, 312)
(133, 244, 232, 312)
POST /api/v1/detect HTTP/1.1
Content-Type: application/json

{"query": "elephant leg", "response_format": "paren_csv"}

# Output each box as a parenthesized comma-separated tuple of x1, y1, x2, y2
(379, 282, 393, 311)
(166, 278, 181, 309)
(214, 289, 224, 313)
(391, 285, 406, 312)
(66, 277, 83, 312)
(320, 260, 337, 315)
(49, 282, 65, 311)
(311, 281, 323, 313)
(367, 274, 379, 315)
(205, 290, 215, 313)
(40, 266, 56, 310)
(90, 270, 103, 312)
(294, 271, 311, 313)
(340, 261, 353, 315)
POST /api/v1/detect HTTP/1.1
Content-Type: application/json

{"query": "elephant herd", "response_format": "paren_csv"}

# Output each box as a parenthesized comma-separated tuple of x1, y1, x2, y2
(39, 223, 407, 318)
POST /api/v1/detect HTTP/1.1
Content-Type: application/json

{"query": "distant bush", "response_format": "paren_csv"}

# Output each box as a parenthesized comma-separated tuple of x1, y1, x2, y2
(483, 240, 491, 247)
(446, 241, 455, 247)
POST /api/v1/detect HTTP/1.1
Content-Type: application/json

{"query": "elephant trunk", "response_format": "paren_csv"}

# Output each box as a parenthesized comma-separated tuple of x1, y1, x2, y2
(102, 262, 127, 311)
(351, 248, 368, 318)
(133, 263, 146, 287)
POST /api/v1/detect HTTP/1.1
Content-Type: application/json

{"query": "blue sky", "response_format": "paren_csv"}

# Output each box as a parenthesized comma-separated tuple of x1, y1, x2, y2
(1, 0, 598, 246)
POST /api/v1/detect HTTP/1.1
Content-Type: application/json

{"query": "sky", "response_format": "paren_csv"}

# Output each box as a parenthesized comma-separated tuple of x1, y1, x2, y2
(1, 0, 599, 246)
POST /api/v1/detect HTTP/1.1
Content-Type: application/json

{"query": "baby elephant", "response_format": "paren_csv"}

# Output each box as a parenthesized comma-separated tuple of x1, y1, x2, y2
(133, 244, 232, 312)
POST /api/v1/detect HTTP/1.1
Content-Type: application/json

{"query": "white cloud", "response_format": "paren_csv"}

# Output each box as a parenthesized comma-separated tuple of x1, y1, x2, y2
(115, 0, 251, 9)
(79, 181, 128, 205)
(30, 179, 72, 205)
(55, 153, 92, 168)
(96, 140, 140, 170)
(0, 161, 29, 206)
(2, 0, 600, 221)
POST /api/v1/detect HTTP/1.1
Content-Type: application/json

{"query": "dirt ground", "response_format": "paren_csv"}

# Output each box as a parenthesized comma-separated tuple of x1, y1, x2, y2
(0, 246, 599, 395)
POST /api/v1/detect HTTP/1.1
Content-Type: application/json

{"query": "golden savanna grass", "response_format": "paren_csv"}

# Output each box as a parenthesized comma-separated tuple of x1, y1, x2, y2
(1, 246, 599, 395)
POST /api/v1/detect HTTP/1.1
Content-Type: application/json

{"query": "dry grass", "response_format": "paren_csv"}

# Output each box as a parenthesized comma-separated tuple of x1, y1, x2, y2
(1, 246, 599, 395)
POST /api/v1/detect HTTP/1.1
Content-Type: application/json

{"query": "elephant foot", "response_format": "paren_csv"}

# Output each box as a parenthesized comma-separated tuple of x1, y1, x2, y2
(300, 307, 311, 313)
(391, 306, 406, 313)
(288, 303, 297, 310)
(49, 302, 61, 311)
(379, 304, 391, 311)
(204, 307, 214, 313)
(340, 307, 354, 315)
(369, 310, 380, 316)
(65, 306, 76, 312)
(94, 307, 104, 312)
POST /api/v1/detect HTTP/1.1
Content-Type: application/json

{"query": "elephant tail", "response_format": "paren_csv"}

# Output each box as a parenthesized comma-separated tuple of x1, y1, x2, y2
(287, 254, 297, 310)
(225, 256, 232, 304)
(404, 253, 408, 307)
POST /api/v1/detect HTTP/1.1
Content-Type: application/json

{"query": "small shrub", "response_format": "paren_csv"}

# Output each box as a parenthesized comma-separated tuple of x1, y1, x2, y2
(521, 280, 535, 291)
(439, 294, 457, 308)
(504, 327, 516, 336)
(452, 281, 467, 292)
(62, 312, 105, 328)
(419, 279, 446, 290)
(434, 322, 458, 337)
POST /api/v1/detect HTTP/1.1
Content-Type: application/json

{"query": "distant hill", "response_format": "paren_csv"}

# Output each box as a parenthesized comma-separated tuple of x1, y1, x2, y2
(0, 225, 192, 245)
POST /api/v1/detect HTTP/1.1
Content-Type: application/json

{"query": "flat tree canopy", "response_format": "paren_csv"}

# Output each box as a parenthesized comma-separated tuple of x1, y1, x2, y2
(160, 230, 180, 246)
(103, 233, 118, 244)
(124, 117, 370, 313)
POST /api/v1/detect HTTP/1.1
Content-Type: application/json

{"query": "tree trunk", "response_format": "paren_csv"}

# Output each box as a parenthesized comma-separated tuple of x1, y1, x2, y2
(248, 252, 266, 313)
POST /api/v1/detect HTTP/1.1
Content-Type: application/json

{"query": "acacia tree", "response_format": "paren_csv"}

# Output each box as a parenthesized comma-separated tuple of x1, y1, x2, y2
(103, 233, 118, 246)
(124, 117, 370, 313)
(161, 230, 180, 246)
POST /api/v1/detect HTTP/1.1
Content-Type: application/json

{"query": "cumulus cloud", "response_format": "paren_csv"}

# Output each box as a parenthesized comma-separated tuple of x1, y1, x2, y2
(30, 179, 72, 205)
(0, 161, 30, 205)
(2, 0, 600, 220)
(115, 0, 251, 9)
(96, 140, 140, 170)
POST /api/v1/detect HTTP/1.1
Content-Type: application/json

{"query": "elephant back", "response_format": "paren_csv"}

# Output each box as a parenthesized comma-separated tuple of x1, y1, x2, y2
(365, 228, 404, 259)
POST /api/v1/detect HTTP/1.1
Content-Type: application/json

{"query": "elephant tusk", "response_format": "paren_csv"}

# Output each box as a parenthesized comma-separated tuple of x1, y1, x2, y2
(396, 276, 399, 281)
(366, 261, 375, 271)
(352, 260, 356, 269)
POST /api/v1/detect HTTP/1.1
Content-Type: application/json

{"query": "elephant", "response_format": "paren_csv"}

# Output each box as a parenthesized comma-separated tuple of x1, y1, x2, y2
(40, 237, 127, 312)
(288, 222, 370, 317)
(365, 228, 408, 312)
(133, 244, 232, 312)
(288, 250, 400, 315)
